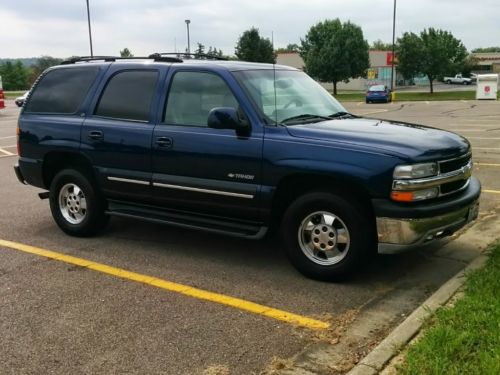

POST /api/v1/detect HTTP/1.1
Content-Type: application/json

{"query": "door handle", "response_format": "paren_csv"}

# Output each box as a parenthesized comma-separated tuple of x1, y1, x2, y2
(156, 136, 173, 148)
(88, 130, 104, 141)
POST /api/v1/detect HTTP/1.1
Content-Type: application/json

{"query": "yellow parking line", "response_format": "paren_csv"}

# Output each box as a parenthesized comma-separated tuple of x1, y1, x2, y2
(483, 189, 500, 195)
(475, 163, 500, 167)
(0, 239, 330, 330)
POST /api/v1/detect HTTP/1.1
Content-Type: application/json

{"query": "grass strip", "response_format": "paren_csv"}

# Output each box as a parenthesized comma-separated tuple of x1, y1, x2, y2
(334, 91, 499, 102)
(398, 243, 500, 375)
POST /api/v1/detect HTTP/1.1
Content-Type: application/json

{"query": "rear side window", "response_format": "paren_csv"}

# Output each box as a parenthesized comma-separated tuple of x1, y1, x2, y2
(25, 67, 99, 114)
(95, 70, 159, 122)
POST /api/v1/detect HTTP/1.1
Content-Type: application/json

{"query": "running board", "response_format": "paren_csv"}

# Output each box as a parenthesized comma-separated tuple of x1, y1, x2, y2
(106, 200, 267, 239)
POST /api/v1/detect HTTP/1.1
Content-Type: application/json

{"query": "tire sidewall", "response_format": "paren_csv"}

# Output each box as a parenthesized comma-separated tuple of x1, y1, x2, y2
(281, 192, 373, 281)
(49, 169, 105, 237)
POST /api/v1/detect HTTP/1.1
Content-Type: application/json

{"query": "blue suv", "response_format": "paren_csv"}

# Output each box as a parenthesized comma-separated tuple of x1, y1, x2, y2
(14, 54, 480, 280)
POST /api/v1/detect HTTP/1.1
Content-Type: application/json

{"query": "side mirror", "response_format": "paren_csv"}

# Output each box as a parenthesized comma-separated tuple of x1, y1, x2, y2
(207, 107, 249, 136)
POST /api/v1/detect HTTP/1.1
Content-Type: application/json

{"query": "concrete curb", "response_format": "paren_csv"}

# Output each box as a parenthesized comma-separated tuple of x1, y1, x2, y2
(346, 253, 489, 375)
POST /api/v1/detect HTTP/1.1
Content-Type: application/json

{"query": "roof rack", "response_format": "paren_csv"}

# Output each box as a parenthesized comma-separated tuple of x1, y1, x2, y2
(61, 55, 183, 65)
(150, 52, 228, 61)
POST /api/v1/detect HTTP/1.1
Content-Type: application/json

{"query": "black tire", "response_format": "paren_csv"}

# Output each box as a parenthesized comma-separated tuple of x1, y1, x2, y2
(365, 99, 370, 104)
(49, 169, 108, 237)
(281, 191, 375, 281)
(446, 80, 451, 84)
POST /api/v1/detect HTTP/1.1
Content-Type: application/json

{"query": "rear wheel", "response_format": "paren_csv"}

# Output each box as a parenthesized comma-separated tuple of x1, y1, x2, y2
(49, 169, 108, 236)
(281, 191, 374, 281)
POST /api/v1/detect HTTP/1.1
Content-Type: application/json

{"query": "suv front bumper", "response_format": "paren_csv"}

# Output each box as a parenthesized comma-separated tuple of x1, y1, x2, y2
(374, 177, 481, 254)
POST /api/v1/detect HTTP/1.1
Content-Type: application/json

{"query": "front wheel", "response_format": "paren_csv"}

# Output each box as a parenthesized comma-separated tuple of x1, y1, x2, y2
(281, 191, 375, 281)
(49, 169, 108, 237)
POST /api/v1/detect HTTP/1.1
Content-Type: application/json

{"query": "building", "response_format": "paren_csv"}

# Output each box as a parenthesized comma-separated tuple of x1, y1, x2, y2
(277, 50, 400, 91)
(471, 53, 500, 73)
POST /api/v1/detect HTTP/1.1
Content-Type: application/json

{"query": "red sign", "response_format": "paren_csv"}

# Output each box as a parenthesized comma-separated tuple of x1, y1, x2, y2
(485, 86, 491, 93)
(386, 52, 398, 65)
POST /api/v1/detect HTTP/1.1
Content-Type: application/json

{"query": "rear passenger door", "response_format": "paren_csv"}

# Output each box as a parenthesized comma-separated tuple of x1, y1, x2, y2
(151, 69, 264, 221)
(81, 67, 164, 202)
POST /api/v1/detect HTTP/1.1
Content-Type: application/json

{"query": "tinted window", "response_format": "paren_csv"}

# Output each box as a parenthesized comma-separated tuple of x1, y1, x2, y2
(25, 67, 99, 114)
(164, 71, 239, 126)
(95, 70, 159, 122)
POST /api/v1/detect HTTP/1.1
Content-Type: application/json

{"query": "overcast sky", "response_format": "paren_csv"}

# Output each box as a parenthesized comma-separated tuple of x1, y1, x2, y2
(1, 0, 499, 58)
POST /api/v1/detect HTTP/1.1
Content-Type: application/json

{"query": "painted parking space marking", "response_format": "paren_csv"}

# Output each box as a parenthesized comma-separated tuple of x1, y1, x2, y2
(475, 163, 500, 167)
(0, 147, 14, 156)
(483, 189, 500, 195)
(0, 239, 330, 330)
(0, 135, 16, 140)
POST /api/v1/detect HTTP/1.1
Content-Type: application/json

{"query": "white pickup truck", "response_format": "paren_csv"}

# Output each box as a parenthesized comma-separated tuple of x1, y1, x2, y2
(444, 74, 472, 85)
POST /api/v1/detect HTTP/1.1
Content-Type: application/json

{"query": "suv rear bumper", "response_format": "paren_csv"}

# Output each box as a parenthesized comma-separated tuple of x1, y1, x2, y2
(14, 164, 27, 184)
(374, 177, 481, 254)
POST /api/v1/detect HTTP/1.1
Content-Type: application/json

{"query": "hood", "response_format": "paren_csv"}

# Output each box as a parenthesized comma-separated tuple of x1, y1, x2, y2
(285, 118, 470, 161)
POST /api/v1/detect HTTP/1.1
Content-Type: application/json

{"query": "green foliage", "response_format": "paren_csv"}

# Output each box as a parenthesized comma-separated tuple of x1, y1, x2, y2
(194, 43, 205, 58)
(235, 27, 276, 63)
(472, 46, 500, 53)
(397, 28, 468, 93)
(276, 43, 300, 53)
(300, 19, 369, 94)
(30, 55, 63, 85)
(0, 60, 30, 90)
(399, 244, 500, 375)
(370, 39, 393, 51)
(119, 48, 133, 57)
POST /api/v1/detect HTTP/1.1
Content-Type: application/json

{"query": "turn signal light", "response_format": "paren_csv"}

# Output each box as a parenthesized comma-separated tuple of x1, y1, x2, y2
(16, 126, 21, 156)
(391, 191, 414, 202)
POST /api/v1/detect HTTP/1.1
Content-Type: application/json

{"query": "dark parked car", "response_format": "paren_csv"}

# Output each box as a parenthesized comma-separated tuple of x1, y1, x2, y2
(366, 85, 391, 103)
(14, 55, 480, 280)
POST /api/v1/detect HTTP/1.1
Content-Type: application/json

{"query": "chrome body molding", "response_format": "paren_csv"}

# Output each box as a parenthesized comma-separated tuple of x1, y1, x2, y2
(152, 182, 254, 199)
(107, 176, 150, 185)
(377, 199, 479, 254)
(392, 160, 472, 191)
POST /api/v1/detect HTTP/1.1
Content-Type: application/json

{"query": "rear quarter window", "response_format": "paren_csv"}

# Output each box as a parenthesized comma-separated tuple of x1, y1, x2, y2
(94, 70, 159, 122)
(24, 67, 99, 114)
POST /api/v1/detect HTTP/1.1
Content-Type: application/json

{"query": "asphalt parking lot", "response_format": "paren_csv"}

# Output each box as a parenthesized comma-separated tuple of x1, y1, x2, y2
(1, 99, 499, 374)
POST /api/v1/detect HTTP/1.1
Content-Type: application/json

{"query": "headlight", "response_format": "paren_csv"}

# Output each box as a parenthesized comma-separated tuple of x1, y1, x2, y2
(393, 162, 438, 179)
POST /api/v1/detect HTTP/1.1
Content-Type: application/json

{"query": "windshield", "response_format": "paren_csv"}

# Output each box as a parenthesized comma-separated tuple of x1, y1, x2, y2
(369, 85, 385, 92)
(233, 69, 346, 124)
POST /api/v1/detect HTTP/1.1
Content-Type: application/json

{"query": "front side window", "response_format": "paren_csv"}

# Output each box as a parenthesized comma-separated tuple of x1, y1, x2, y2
(164, 71, 239, 127)
(95, 70, 159, 122)
(233, 69, 346, 124)
(25, 67, 99, 114)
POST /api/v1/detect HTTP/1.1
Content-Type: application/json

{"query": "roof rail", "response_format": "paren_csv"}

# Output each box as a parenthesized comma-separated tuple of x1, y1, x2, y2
(61, 55, 183, 65)
(150, 52, 228, 61)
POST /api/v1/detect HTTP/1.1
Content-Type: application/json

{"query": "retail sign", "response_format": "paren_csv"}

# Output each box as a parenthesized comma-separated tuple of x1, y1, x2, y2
(386, 52, 398, 65)
(367, 69, 378, 80)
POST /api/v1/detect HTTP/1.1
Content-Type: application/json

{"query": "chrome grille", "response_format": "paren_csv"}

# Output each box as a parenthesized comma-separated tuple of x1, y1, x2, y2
(439, 153, 471, 174)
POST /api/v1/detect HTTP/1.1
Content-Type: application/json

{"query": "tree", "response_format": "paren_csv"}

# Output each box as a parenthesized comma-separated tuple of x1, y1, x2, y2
(235, 27, 276, 63)
(120, 48, 133, 57)
(370, 39, 392, 51)
(0, 60, 31, 90)
(194, 43, 205, 58)
(300, 19, 369, 95)
(276, 43, 300, 53)
(472, 46, 500, 53)
(29, 56, 63, 85)
(397, 28, 467, 93)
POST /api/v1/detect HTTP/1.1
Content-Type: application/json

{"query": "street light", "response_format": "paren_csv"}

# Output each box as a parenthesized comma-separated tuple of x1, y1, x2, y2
(185, 19, 191, 56)
(390, 0, 397, 94)
(86, 0, 94, 57)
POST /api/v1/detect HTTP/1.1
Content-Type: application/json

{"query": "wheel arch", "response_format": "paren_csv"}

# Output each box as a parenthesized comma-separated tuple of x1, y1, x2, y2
(42, 151, 97, 189)
(270, 172, 375, 227)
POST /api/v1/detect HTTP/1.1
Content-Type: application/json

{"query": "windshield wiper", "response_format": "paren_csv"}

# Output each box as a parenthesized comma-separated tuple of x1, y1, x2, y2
(280, 114, 332, 125)
(328, 111, 358, 119)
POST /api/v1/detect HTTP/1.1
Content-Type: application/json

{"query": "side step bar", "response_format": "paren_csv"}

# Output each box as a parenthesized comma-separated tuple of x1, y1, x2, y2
(106, 200, 268, 240)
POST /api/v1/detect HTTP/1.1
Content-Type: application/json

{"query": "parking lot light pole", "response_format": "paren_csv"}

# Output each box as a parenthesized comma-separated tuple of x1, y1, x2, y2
(185, 19, 191, 56)
(390, 0, 397, 95)
(86, 0, 94, 57)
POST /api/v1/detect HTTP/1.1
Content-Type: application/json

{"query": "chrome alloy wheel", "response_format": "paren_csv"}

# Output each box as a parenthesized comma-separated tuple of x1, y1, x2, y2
(58, 183, 87, 224)
(297, 211, 350, 266)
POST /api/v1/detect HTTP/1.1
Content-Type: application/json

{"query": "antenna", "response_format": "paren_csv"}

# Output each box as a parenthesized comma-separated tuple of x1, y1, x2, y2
(272, 31, 278, 126)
